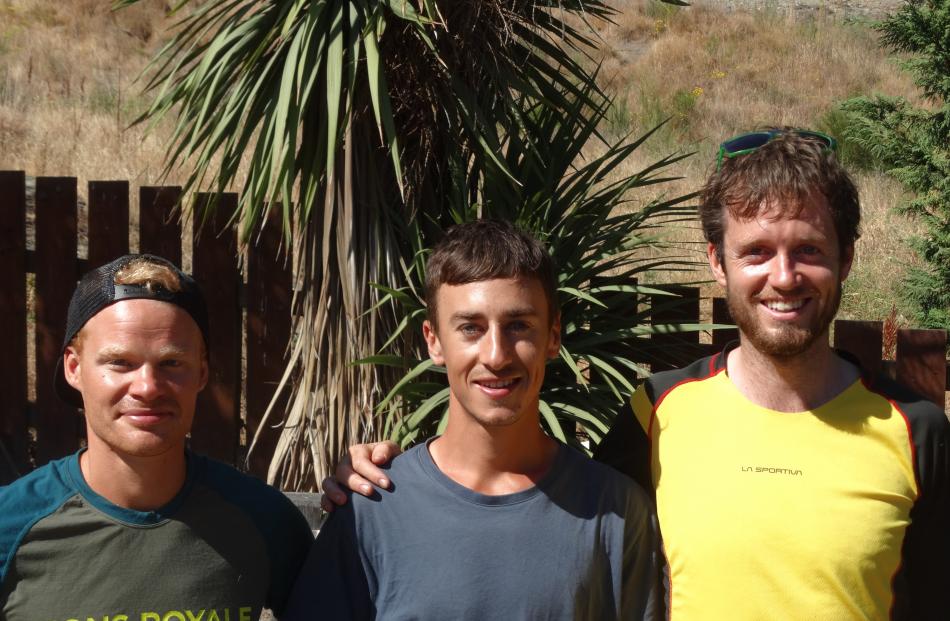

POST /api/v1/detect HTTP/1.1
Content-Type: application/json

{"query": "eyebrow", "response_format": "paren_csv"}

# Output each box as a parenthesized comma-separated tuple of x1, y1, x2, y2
(449, 308, 540, 322)
(95, 345, 190, 358)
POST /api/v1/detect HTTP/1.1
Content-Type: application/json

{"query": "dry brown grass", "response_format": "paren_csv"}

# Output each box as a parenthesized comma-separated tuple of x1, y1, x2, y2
(0, 0, 178, 196)
(597, 1, 919, 149)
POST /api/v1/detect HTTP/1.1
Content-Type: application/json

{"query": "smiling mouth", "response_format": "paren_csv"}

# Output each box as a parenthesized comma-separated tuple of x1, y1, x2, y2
(122, 411, 173, 425)
(762, 299, 807, 312)
(476, 378, 518, 389)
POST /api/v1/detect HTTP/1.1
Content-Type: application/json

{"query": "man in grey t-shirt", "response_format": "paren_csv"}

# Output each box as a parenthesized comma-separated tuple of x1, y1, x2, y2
(284, 220, 659, 620)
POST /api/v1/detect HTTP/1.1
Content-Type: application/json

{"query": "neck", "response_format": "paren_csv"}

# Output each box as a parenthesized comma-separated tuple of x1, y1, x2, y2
(727, 334, 860, 412)
(429, 409, 558, 496)
(80, 443, 188, 511)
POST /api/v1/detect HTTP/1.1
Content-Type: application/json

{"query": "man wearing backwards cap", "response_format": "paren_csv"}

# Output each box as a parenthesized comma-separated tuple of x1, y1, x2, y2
(0, 254, 312, 620)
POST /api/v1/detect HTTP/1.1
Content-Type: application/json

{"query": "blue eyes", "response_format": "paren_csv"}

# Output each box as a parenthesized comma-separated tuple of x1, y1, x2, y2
(458, 322, 530, 337)
(742, 246, 821, 259)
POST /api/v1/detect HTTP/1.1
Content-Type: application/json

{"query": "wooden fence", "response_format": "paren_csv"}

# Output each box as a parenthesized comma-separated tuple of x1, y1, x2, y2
(0, 171, 947, 486)
(0, 171, 292, 485)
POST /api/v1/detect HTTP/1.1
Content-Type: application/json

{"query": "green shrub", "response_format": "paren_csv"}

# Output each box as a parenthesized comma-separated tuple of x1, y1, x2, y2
(369, 85, 704, 450)
(839, 0, 950, 332)
(816, 106, 882, 172)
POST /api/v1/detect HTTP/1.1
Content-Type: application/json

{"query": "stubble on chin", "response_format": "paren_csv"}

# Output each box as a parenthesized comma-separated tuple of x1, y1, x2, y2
(725, 282, 842, 359)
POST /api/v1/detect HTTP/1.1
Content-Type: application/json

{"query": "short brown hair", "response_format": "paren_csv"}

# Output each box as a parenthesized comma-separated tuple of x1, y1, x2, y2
(700, 128, 861, 261)
(425, 220, 558, 327)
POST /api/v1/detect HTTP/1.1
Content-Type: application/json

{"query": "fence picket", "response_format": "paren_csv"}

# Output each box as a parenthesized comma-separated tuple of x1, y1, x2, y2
(0, 171, 28, 482)
(88, 181, 130, 268)
(246, 208, 292, 479)
(139, 186, 182, 264)
(190, 193, 241, 464)
(834, 320, 884, 378)
(896, 329, 947, 407)
(650, 285, 703, 372)
(34, 177, 81, 465)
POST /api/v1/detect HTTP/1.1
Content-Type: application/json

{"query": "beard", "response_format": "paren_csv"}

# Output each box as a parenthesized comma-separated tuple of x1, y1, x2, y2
(726, 281, 842, 360)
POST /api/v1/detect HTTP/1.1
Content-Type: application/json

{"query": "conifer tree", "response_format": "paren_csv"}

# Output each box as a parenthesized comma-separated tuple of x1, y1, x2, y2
(840, 0, 950, 330)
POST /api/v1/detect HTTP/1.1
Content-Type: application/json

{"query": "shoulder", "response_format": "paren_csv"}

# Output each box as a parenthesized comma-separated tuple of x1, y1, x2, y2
(558, 446, 653, 513)
(640, 352, 725, 405)
(862, 375, 949, 439)
(195, 455, 310, 531)
(0, 455, 78, 584)
(862, 376, 950, 495)
(345, 444, 428, 514)
(192, 455, 313, 613)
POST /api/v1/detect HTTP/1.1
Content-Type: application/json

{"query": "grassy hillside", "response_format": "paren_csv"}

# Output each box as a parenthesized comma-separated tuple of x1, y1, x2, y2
(590, 0, 923, 322)
(0, 0, 924, 323)
(0, 0, 174, 184)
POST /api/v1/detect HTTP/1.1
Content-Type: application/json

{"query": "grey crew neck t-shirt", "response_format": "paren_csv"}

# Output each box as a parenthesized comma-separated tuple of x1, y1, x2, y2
(284, 441, 660, 620)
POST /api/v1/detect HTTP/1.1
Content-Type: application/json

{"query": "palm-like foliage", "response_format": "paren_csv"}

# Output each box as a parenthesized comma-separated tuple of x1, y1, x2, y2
(369, 85, 703, 449)
(116, 0, 690, 487)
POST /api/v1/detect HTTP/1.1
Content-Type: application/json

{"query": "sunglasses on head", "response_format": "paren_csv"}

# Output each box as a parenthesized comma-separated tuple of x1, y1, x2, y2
(715, 129, 837, 170)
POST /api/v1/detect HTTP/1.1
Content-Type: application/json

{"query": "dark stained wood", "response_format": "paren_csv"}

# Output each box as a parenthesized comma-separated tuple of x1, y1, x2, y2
(87, 180, 130, 268)
(190, 193, 240, 465)
(34, 177, 80, 465)
(711, 296, 739, 349)
(0, 171, 29, 481)
(650, 285, 702, 372)
(245, 208, 292, 479)
(586, 275, 640, 362)
(895, 329, 947, 407)
(834, 320, 883, 378)
(139, 186, 182, 265)
(3, 170, 947, 481)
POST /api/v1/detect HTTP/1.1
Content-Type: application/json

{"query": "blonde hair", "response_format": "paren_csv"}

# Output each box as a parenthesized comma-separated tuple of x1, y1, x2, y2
(114, 258, 182, 292)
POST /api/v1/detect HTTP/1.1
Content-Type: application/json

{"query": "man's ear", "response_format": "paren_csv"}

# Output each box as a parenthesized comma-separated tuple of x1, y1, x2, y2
(63, 347, 82, 392)
(198, 355, 209, 392)
(423, 320, 444, 366)
(547, 312, 562, 359)
(708, 242, 727, 287)
(839, 243, 855, 282)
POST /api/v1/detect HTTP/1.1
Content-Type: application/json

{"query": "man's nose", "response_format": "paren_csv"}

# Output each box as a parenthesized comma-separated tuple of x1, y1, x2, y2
(480, 325, 513, 370)
(130, 364, 163, 400)
(769, 252, 801, 290)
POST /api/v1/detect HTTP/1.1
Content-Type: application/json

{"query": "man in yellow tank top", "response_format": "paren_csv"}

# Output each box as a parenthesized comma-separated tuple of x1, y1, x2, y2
(328, 129, 949, 620)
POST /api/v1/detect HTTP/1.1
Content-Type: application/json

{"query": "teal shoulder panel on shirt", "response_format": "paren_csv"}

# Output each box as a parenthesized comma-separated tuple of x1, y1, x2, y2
(198, 457, 314, 615)
(0, 455, 77, 585)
